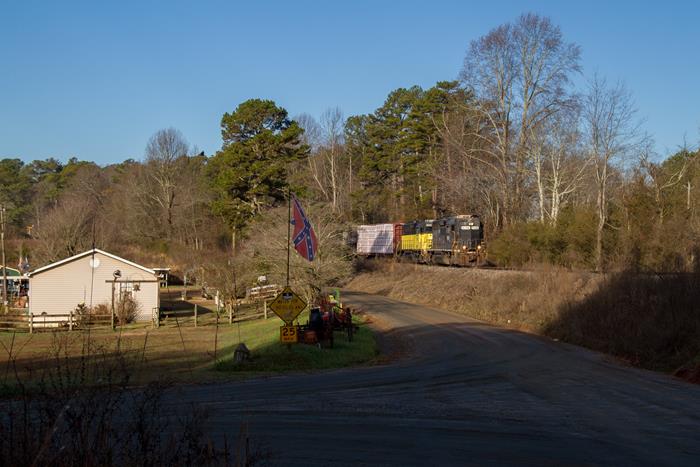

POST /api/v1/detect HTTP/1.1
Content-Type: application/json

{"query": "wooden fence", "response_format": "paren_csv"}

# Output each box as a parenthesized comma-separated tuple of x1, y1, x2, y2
(153, 303, 269, 329)
(243, 285, 282, 304)
(0, 312, 112, 333)
(1, 303, 272, 333)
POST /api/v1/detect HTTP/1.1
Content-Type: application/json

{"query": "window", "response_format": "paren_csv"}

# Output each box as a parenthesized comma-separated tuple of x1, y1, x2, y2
(119, 282, 133, 300)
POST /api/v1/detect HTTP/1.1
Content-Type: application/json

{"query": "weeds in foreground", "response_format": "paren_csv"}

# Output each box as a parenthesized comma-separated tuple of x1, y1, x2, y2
(0, 331, 271, 466)
(546, 271, 700, 371)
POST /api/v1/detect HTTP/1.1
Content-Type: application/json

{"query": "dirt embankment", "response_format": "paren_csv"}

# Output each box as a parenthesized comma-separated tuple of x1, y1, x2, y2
(346, 263, 700, 378)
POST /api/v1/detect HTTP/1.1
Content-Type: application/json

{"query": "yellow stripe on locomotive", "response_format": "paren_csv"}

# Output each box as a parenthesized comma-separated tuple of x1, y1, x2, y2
(398, 220, 434, 253)
(400, 232, 432, 251)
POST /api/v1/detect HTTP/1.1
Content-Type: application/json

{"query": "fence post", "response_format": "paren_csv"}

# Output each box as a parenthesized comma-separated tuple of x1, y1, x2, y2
(69, 311, 73, 331)
(263, 300, 268, 320)
(29, 312, 33, 334)
(194, 304, 198, 328)
(228, 303, 232, 324)
(111, 280, 115, 330)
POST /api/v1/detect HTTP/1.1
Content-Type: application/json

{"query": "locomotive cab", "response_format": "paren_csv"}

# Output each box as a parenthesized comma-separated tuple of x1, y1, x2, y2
(454, 215, 483, 251)
(430, 215, 484, 265)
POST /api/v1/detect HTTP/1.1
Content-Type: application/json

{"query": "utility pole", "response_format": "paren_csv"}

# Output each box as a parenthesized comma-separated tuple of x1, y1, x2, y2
(1, 205, 7, 313)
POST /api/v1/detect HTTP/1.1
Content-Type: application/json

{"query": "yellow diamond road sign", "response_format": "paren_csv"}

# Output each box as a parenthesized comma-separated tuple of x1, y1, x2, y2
(269, 286, 307, 324)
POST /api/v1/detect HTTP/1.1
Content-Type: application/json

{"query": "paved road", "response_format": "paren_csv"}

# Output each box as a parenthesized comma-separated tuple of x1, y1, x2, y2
(169, 291, 700, 466)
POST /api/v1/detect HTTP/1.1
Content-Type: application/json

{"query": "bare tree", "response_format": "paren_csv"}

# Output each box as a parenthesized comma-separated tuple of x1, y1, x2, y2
(142, 128, 189, 237)
(239, 204, 352, 302)
(459, 13, 581, 225)
(32, 194, 97, 264)
(433, 99, 500, 223)
(295, 113, 322, 148)
(296, 114, 329, 201)
(640, 150, 688, 223)
(583, 75, 643, 271)
(296, 109, 346, 214)
(28, 164, 112, 264)
(547, 118, 590, 223)
(528, 108, 590, 223)
(319, 107, 345, 213)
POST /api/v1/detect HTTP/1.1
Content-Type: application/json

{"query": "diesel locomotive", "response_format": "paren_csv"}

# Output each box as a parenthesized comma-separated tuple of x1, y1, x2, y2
(353, 214, 485, 266)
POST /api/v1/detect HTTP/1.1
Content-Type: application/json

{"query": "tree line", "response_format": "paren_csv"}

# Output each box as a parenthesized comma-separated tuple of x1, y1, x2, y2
(1, 13, 699, 281)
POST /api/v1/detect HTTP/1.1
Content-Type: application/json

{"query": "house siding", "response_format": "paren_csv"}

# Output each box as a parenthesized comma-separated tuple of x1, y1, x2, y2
(29, 252, 159, 322)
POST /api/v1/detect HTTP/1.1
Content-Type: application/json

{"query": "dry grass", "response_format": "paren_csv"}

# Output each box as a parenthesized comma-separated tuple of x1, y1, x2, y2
(347, 262, 700, 375)
(0, 305, 377, 393)
(0, 297, 376, 465)
(347, 262, 599, 332)
(1, 316, 246, 390)
(0, 322, 272, 466)
(546, 272, 700, 372)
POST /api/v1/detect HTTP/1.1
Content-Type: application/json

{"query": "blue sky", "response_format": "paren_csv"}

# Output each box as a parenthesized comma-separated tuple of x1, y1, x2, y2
(1, 0, 698, 165)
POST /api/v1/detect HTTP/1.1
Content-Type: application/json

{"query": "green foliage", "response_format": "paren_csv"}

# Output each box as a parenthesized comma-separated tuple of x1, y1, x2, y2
(216, 312, 377, 373)
(21, 158, 64, 205)
(2, 157, 97, 224)
(614, 148, 700, 272)
(346, 82, 473, 221)
(487, 226, 532, 267)
(208, 99, 309, 233)
(0, 158, 33, 227)
(489, 207, 597, 268)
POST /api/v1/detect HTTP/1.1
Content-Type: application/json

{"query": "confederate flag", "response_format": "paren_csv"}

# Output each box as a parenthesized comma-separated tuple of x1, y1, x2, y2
(290, 194, 318, 262)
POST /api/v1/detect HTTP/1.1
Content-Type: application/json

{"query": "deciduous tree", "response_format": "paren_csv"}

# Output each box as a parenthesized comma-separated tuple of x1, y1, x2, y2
(459, 13, 581, 226)
(583, 75, 643, 271)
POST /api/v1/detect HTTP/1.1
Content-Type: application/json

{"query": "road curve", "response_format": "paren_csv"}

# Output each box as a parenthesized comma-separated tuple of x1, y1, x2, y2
(168, 291, 700, 466)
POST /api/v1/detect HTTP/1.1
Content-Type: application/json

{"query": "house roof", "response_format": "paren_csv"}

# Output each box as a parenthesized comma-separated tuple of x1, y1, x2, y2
(28, 249, 156, 277)
(0, 267, 22, 277)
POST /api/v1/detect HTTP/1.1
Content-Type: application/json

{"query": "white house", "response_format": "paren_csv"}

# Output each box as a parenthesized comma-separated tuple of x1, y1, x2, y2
(28, 249, 160, 322)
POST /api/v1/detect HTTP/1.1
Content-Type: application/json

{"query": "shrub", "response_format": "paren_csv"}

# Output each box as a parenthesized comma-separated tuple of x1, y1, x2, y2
(93, 302, 110, 316)
(116, 296, 141, 325)
(73, 302, 111, 326)
(488, 207, 597, 269)
(0, 332, 268, 465)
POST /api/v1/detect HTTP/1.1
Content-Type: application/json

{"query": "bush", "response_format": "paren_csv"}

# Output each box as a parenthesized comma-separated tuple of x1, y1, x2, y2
(0, 332, 268, 466)
(488, 207, 597, 269)
(116, 296, 141, 325)
(545, 271, 700, 371)
(73, 302, 111, 326)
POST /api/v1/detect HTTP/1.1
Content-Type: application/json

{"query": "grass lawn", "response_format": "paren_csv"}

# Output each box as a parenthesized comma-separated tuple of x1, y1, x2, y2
(0, 309, 378, 396)
(216, 312, 376, 373)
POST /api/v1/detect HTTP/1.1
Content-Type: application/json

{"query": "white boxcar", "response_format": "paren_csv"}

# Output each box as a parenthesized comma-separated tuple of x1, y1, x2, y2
(356, 224, 396, 255)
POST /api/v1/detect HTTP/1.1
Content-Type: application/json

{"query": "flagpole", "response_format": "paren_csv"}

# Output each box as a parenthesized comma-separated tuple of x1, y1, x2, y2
(286, 187, 291, 287)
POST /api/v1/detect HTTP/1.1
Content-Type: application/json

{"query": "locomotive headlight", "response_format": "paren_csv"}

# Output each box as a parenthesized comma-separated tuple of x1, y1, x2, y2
(477, 245, 482, 250)
(462, 245, 467, 250)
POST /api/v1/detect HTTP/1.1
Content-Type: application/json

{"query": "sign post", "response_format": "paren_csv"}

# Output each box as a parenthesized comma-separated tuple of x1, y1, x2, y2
(269, 286, 307, 324)
(269, 286, 306, 344)
(280, 325, 298, 343)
